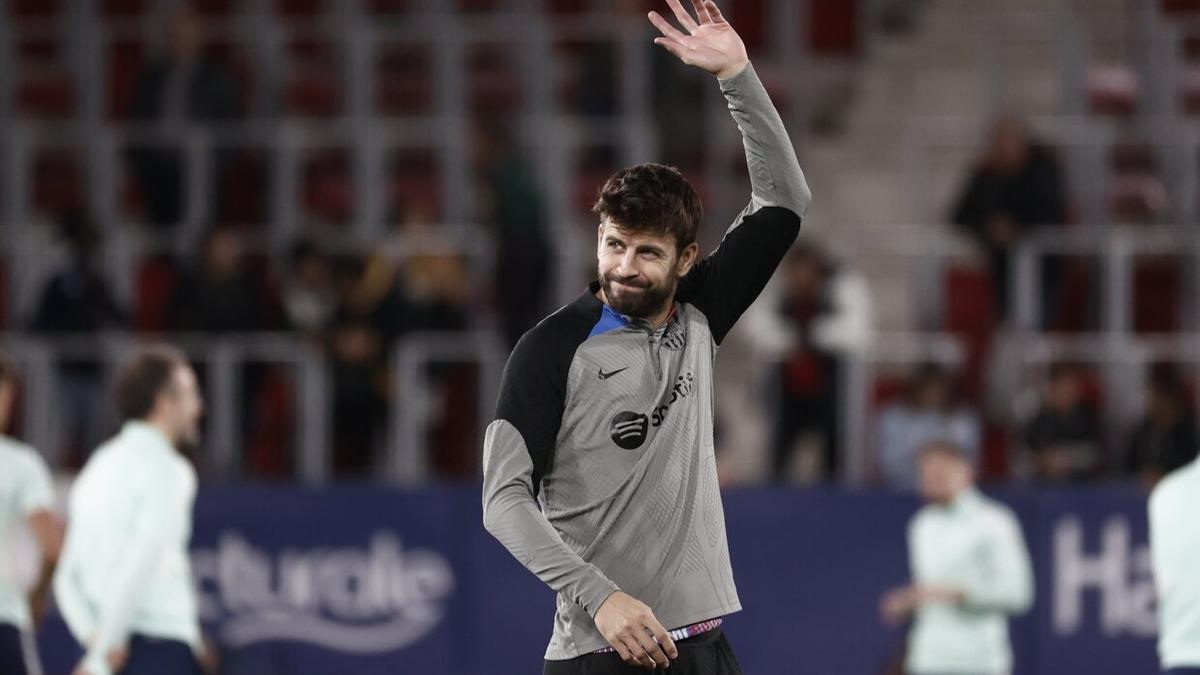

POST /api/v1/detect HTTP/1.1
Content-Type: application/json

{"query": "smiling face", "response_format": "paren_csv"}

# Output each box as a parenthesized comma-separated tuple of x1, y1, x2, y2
(596, 218, 698, 320)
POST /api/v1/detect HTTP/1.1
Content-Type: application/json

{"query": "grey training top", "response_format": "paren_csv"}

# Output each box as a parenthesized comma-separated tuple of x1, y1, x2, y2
(482, 63, 811, 661)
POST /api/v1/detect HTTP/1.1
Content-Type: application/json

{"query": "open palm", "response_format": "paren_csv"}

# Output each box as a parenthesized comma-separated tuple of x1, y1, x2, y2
(649, 0, 749, 80)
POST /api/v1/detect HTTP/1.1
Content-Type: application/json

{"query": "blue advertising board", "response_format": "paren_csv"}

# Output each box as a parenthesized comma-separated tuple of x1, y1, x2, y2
(34, 485, 1159, 674)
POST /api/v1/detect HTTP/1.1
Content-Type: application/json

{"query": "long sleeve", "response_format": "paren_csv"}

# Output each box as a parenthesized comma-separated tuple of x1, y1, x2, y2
(676, 63, 810, 344)
(960, 510, 1034, 615)
(80, 466, 195, 675)
(720, 63, 811, 218)
(481, 327, 619, 618)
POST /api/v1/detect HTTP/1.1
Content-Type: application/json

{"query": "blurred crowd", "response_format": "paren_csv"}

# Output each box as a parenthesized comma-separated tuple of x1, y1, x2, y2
(2, 2, 1196, 490)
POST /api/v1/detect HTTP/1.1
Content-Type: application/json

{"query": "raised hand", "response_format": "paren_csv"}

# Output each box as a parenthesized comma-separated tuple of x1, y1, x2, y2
(648, 0, 749, 80)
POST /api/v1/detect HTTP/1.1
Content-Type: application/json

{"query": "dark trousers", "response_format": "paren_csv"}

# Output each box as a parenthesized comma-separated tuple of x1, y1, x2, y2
(118, 635, 202, 675)
(0, 623, 29, 675)
(543, 628, 742, 675)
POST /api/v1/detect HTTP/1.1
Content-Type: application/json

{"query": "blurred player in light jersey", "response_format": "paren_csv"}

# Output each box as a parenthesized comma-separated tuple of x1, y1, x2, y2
(55, 346, 205, 675)
(1150, 456, 1200, 675)
(0, 357, 63, 675)
(881, 441, 1034, 675)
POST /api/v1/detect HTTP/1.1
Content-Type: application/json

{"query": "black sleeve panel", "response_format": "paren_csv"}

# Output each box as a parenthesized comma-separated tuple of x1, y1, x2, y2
(676, 205, 802, 345)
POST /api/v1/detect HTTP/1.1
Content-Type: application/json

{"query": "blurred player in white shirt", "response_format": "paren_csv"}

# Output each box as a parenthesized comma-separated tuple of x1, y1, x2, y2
(54, 346, 205, 675)
(0, 358, 64, 675)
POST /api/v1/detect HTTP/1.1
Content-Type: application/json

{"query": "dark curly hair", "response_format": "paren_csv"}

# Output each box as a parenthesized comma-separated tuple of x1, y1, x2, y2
(114, 345, 189, 422)
(592, 163, 703, 252)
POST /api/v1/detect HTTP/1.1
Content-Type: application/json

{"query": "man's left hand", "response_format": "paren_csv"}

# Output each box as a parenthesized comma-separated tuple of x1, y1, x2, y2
(648, 0, 749, 80)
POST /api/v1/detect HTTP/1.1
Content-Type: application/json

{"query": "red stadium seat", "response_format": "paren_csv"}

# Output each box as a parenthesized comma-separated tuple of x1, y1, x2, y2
(218, 148, 270, 226)
(100, 0, 147, 17)
(942, 264, 995, 400)
(302, 151, 353, 223)
(17, 73, 76, 117)
(1087, 65, 1139, 115)
(286, 73, 343, 117)
(11, 0, 61, 18)
(17, 36, 63, 63)
(1133, 256, 1181, 333)
(106, 40, 146, 119)
(807, 0, 859, 57)
(193, 0, 235, 15)
(276, 0, 324, 16)
(375, 44, 433, 115)
(0, 258, 9, 330)
(1162, 0, 1200, 15)
(1179, 67, 1200, 114)
(1109, 174, 1167, 222)
(366, 0, 417, 14)
(245, 367, 296, 476)
(32, 150, 85, 214)
(134, 256, 179, 333)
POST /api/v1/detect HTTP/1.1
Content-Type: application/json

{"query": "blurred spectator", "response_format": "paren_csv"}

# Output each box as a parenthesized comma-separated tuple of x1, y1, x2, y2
(951, 116, 1067, 320)
(1125, 363, 1199, 488)
(1023, 362, 1102, 483)
(128, 3, 240, 229)
(400, 252, 472, 333)
(30, 211, 125, 464)
(328, 255, 404, 475)
(769, 240, 872, 482)
(876, 363, 980, 491)
(880, 441, 1033, 675)
(282, 240, 338, 336)
(167, 227, 273, 333)
(471, 120, 551, 347)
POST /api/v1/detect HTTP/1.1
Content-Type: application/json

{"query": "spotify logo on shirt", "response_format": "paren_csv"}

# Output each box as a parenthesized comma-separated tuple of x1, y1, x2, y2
(609, 412, 649, 450)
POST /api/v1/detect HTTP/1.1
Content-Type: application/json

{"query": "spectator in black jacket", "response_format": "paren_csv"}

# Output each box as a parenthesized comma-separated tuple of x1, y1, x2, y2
(1024, 361, 1102, 483)
(128, 3, 240, 228)
(952, 116, 1067, 321)
(30, 211, 125, 464)
(1126, 362, 1199, 489)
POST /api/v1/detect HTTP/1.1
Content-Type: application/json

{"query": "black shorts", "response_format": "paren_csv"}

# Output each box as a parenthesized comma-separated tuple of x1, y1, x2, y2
(117, 635, 202, 675)
(543, 627, 742, 675)
(0, 623, 30, 675)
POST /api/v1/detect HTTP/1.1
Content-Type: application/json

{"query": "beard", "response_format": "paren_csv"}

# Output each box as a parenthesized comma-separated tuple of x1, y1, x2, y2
(599, 270, 676, 319)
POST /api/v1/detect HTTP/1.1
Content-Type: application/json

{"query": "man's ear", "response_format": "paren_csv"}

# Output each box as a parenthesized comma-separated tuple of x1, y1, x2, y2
(676, 242, 700, 278)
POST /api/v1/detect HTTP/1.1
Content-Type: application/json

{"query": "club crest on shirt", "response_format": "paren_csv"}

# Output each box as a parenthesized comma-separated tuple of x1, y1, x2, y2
(661, 320, 687, 351)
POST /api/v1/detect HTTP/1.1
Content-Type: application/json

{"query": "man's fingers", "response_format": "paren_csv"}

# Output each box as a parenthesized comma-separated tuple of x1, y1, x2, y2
(648, 11, 689, 43)
(653, 37, 688, 61)
(645, 615, 679, 660)
(665, 0, 699, 33)
(634, 629, 671, 669)
(612, 639, 636, 665)
(689, 0, 712, 23)
(621, 635, 655, 668)
(704, 0, 726, 23)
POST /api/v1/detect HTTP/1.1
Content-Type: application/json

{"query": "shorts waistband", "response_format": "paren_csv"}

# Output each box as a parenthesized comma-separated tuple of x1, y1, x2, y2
(591, 617, 722, 654)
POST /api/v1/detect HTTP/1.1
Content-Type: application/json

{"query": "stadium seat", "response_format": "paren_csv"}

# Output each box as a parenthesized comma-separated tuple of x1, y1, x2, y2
(17, 72, 76, 117)
(942, 264, 995, 400)
(1162, 0, 1200, 15)
(31, 150, 85, 215)
(1133, 256, 1181, 333)
(1087, 65, 1139, 115)
(218, 147, 270, 226)
(375, 44, 433, 115)
(105, 39, 146, 119)
(134, 256, 179, 333)
(100, 0, 147, 18)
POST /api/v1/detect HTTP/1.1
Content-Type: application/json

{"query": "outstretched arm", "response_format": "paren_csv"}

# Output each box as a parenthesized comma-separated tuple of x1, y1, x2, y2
(653, 0, 812, 343)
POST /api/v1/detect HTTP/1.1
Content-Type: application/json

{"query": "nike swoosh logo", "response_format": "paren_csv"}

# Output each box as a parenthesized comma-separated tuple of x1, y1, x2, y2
(598, 367, 629, 380)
